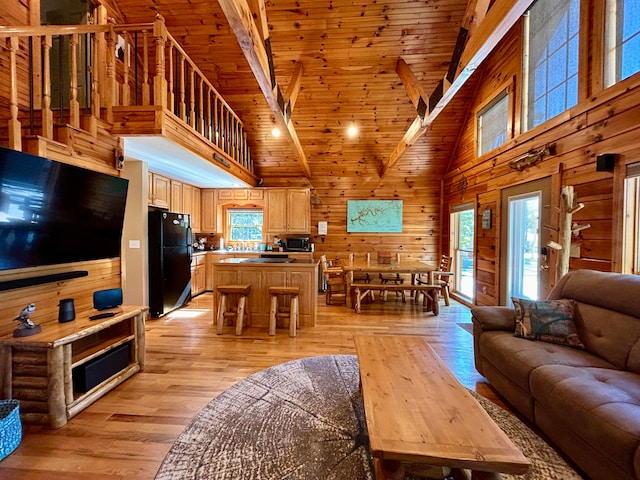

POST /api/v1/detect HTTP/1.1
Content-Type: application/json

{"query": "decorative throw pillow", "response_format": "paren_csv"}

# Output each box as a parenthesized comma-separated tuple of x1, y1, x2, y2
(512, 297, 585, 349)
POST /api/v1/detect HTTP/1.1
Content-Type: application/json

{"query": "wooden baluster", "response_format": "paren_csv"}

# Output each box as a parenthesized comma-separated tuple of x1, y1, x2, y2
(69, 33, 80, 129)
(122, 34, 131, 106)
(206, 87, 212, 141)
(179, 56, 186, 121)
(105, 26, 116, 122)
(167, 43, 175, 113)
(42, 35, 54, 140)
(153, 16, 168, 110)
(198, 78, 204, 136)
(88, 32, 100, 136)
(142, 29, 150, 105)
(7, 37, 22, 151)
(214, 96, 220, 147)
(189, 67, 195, 128)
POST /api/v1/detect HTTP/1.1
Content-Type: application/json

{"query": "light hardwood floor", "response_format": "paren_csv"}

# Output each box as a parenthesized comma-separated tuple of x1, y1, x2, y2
(0, 292, 497, 479)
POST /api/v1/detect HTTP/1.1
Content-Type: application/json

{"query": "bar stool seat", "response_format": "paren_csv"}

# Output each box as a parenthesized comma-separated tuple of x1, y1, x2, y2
(216, 285, 251, 335)
(268, 286, 300, 337)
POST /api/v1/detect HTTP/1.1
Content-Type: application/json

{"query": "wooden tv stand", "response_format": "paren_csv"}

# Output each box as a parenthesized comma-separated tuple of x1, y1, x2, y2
(0, 305, 147, 429)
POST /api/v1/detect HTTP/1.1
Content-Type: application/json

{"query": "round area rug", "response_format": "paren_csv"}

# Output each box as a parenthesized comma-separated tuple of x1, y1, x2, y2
(155, 355, 583, 480)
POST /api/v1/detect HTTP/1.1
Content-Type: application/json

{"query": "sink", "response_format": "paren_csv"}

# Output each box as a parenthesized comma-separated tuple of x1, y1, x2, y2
(241, 257, 295, 263)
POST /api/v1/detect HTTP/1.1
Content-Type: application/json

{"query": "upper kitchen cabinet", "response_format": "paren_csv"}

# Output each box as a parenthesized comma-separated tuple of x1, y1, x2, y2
(182, 183, 201, 231)
(265, 189, 310, 234)
(217, 189, 264, 201)
(171, 180, 183, 213)
(148, 172, 170, 209)
(201, 189, 217, 233)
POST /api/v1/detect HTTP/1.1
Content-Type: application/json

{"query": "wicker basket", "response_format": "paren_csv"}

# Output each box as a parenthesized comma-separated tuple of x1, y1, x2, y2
(0, 400, 22, 460)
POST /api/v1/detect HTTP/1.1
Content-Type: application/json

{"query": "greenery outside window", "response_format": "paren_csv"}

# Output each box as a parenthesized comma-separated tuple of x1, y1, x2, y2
(605, 0, 640, 87)
(227, 209, 263, 243)
(522, 0, 580, 131)
(477, 90, 509, 156)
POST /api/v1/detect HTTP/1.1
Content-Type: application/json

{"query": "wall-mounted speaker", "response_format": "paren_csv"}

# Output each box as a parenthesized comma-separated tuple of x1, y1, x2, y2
(596, 153, 617, 172)
(93, 288, 123, 311)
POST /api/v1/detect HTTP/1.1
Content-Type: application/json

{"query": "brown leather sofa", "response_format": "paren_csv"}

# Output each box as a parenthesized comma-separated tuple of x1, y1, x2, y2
(471, 269, 640, 480)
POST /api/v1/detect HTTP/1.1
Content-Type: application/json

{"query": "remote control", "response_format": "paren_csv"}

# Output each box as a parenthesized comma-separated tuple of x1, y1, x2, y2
(89, 312, 116, 321)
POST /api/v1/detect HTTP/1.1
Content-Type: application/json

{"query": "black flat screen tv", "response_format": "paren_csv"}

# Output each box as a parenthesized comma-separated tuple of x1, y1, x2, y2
(0, 146, 129, 271)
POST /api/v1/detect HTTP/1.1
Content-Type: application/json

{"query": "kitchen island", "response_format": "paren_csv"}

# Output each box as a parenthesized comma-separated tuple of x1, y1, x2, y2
(210, 257, 319, 329)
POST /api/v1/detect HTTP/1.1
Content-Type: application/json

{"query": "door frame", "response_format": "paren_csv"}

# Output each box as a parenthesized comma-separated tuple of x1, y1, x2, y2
(499, 176, 552, 305)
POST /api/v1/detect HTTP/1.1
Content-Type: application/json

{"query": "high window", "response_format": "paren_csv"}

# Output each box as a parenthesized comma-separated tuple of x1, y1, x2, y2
(226, 209, 263, 246)
(477, 90, 509, 156)
(522, 0, 580, 131)
(605, 0, 640, 87)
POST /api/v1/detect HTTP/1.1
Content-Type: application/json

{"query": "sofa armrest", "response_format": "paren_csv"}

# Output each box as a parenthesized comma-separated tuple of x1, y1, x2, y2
(471, 306, 516, 331)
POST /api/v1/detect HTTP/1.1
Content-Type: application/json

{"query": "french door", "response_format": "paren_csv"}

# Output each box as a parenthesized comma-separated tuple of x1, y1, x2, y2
(450, 204, 475, 302)
(500, 177, 551, 305)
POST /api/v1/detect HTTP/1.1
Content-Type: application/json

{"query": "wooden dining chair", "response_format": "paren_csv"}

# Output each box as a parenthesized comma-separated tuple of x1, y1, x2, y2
(379, 253, 405, 301)
(320, 255, 347, 305)
(350, 252, 374, 301)
(433, 254, 454, 306)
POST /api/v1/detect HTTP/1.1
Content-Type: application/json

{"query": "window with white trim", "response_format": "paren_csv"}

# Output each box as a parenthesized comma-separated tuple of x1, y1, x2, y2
(605, 0, 640, 87)
(226, 209, 263, 243)
(623, 162, 640, 274)
(477, 90, 509, 156)
(522, 0, 580, 131)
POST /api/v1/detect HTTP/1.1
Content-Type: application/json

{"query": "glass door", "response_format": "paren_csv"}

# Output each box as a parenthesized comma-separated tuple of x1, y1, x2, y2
(450, 204, 475, 302)
(500, 177, 551, 305)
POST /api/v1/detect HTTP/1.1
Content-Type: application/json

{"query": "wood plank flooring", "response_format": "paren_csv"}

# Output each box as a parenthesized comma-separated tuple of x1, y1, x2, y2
(0, 292, 497, 479)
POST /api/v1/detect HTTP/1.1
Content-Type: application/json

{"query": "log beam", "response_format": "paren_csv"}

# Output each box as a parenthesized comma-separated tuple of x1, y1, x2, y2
(219, 0, 311, 177)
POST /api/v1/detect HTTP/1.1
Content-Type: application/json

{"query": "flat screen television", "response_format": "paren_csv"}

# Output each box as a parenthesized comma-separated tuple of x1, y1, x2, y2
(0, 146, 129, 271)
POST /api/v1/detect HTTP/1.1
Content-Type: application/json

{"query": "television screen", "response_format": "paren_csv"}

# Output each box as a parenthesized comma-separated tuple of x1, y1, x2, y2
(0, 146, 129, 271)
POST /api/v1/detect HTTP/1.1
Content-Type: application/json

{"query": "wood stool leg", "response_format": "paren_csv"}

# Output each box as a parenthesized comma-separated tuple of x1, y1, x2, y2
(289, 295, 299, 337)
(354, 287, 362, 314)
(216, 294, 227, 334)
(269, 294, 278, 336)
(236, 295, 246, 335)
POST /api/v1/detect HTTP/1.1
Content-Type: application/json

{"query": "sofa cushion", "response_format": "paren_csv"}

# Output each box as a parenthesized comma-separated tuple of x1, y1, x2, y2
(478, 331, 613, 393)
(530, 365, 640, 476)
(512, 297, 584, 348)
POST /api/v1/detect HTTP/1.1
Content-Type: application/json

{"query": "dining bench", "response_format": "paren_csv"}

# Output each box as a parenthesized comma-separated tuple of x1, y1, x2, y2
(350, 282, 440, 315)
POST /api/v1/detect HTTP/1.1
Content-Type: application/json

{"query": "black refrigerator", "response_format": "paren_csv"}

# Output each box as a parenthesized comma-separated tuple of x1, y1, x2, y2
(148, 210, 192, 317)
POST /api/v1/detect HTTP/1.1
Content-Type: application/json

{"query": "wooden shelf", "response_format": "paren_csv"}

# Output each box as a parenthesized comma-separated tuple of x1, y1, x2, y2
(71, 334, 135, 369)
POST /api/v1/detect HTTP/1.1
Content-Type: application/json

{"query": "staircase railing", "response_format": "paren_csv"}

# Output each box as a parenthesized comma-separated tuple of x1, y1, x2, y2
(0, 15, 253, 173)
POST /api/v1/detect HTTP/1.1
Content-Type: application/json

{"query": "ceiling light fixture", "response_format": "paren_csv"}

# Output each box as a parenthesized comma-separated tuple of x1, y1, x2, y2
(271, 127, 281, 138)
(347, 125, 358, 138)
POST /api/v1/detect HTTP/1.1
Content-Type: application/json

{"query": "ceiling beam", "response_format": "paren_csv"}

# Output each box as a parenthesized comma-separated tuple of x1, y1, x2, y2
(218, 0, 311, 178)
(382, 0, 535, 176)
(284, 61, 304, 122)
(396, 59, 429, 120)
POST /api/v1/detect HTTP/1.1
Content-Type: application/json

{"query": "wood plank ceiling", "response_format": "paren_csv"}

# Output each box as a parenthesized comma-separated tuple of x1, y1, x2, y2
(117, 0, 476, 184)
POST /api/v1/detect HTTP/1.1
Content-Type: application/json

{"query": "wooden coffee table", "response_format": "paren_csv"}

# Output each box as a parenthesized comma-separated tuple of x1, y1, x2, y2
(354, 334, 530, 479)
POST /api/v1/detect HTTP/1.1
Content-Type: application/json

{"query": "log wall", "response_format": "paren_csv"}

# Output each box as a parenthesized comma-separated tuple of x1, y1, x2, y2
(442, 1, 640, 306)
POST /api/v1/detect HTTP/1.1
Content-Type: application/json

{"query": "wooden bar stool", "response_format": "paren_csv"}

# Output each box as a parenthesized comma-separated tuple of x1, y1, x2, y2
(216, 285, 251, 335)
(268, 286, 300, 337)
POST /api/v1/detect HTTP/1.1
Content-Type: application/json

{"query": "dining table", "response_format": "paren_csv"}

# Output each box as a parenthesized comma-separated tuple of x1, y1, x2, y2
(341, 257, 437, 308)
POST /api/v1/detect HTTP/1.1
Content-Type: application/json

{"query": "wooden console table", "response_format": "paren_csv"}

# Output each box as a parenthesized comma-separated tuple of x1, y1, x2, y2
(0, 306, 146, 428)
(354, 334, 530, 479)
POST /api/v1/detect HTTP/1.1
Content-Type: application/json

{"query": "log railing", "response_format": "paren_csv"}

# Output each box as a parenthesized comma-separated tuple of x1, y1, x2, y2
(0, 16, 253, 173)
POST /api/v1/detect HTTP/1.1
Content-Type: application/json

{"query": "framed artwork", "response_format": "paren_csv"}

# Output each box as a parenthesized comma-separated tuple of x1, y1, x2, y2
(347, 200, 403, 233)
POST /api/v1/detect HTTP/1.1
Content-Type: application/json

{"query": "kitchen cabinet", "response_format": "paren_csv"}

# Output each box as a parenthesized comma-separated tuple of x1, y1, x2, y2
(265, 188, 310, 234)
(191, 254, 206, 296)
(171, 180, 183, 212)
(217, 188, 263, 201)
(201, 189, 217, 232)
(148, 172, 170, 208)
(192, 187, 201, 232)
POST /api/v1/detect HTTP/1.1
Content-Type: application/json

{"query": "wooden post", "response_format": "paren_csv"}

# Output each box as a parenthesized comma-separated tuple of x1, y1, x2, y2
(104, 25, 116, 122)
(122, 34, 131, 106)
(153, 15, 168, 110)
(142, 29, 150, 105)
(69, 33, 80, 128)
(41, 35, 54, 140)
(179, 56, 186, 121)
(47, 346, 67, 429)
(167, 43, 175, 112)
(7, 37, 22, 151)
(189, 67, 195, 128)
(89, 31, 100, 135)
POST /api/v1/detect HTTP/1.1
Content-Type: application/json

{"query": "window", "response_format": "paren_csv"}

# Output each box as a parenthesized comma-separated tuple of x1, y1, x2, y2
(522, 0, 580, 131)
(450, 204, 475, 301)
(227, 209, 263, 244)
(605, 0, 640, 87)
(477, 90, 509, 156)
(622, 163, 640, 274)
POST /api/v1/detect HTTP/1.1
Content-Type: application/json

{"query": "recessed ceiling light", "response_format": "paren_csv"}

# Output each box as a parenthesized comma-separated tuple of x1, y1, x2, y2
(271, 127, 281, 138)
(347, 125, 358, 137)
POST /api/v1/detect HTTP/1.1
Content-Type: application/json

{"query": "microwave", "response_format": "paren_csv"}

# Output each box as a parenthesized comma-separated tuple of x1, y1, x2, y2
(286, 237, 310, 251)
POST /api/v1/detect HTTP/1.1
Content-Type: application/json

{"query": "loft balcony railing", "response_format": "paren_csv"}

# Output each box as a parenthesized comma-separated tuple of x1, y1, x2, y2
(0, 15, 253, 174)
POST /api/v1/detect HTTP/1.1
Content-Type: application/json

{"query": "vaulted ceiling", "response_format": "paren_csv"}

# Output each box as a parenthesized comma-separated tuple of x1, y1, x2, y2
(117, 0, 489, 184)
